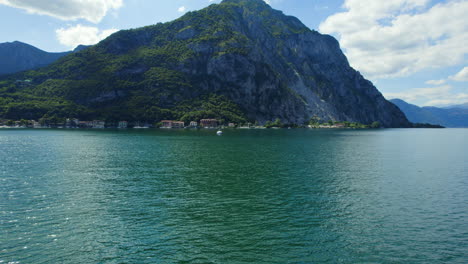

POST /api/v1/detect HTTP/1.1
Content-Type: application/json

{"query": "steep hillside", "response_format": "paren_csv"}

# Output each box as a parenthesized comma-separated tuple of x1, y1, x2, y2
(0, 0, 410, 127)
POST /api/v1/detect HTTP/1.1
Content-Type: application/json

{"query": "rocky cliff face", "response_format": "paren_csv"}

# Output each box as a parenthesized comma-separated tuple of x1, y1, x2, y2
(174, 0, 410, 126)
(0, 0, 411, 127)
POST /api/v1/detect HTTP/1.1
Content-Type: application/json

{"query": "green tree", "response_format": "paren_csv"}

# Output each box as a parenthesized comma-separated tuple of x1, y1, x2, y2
(266, 118, 283, 128)
(371, 121, 380, 128)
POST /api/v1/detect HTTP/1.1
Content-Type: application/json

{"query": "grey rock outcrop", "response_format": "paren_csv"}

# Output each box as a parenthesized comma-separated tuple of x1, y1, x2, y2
(168, 0, 411, 126)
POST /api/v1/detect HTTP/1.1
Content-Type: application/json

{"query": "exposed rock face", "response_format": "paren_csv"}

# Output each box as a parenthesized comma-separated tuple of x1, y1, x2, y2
(0, 0, 411, 127)
(161, 0, 410, 126)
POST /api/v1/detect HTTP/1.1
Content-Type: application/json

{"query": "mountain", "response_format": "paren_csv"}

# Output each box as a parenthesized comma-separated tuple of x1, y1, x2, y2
(390, 99, 468, 127)
(73, 45, 91, 52)
(0, 41, 68, 75)
(0, 42, 91, 76)
(0, 0, 410, 127)
(444, 102, 468, 110)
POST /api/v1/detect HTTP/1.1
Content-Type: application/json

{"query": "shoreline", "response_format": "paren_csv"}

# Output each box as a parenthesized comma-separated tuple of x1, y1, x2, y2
(0, 126, 451, 130)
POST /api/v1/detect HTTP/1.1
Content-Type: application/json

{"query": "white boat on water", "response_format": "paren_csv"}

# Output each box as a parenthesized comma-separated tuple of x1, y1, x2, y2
(217, 130, 223, 136)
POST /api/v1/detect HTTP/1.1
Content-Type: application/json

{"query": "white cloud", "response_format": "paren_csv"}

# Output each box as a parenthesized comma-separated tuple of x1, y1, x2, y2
(178, 6, 186, 13)
(56, 24, 118, 48)
(0, 0, 123, 23)
(320, 0, 468, 79)
(425, 79, 446, 85)
(449, 66, 468, 82)
(385, 85, 468, 106)
(425, 95, 468, 106)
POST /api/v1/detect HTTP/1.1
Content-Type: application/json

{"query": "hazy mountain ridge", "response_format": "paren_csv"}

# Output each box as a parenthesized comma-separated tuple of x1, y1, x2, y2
(390, 99, 468, 127)
(0, 41, 92, 76)
(443, 102, 468, 110)
(0, 0, 410, 127)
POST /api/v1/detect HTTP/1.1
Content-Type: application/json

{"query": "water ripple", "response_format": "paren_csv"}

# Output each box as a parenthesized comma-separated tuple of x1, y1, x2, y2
(1, 129, 467, 263)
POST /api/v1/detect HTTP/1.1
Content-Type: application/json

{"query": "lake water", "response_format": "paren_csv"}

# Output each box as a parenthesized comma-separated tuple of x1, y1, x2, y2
(1, 128, 467, 263)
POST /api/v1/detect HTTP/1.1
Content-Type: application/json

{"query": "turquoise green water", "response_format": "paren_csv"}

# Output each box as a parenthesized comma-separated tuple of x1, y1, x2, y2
(1, 128, 467, 263)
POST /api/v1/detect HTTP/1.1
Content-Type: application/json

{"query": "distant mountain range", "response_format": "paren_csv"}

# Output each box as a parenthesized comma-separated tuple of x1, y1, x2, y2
(0, 41, 89, 76)
(444, 103, 468, 110)
(390, 99, 468, 127)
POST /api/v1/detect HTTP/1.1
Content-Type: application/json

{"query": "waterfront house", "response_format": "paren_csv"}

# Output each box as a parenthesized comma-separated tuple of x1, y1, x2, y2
(118, 121, 128, 128)
(189, 121, 198, 128)
(161, 120, 185, 128)
(200, 119, 218, 128)
(161, 120, 172, 128)
(228, 123, 236, 128)
(78, 121, 91, 128)
(172, 121, 184, 128)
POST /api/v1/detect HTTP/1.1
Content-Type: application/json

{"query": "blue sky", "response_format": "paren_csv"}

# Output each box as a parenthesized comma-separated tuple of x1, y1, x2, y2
(0, 0, 466, 107)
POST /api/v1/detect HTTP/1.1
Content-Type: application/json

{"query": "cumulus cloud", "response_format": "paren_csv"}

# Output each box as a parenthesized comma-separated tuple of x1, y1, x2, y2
(177, 6, 186, 13)
(449, 66, 468, 82)
(385, 85, 468, 106)
(425, 79, 446, 85)
(320, 0, 468, 79)
(56, 24, 118, 48)
(0, 0, 123, 23)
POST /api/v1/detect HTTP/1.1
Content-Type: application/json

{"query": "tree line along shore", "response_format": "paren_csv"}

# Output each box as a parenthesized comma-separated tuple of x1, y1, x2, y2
(0, 117, 385, 129)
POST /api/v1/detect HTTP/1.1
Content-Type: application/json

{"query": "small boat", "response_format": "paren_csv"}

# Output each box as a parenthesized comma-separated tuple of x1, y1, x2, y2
(217, 130, 223, 136)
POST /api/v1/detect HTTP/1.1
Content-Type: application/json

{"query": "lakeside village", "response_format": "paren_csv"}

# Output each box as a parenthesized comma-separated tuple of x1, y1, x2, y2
(0, 117, 381, 129)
